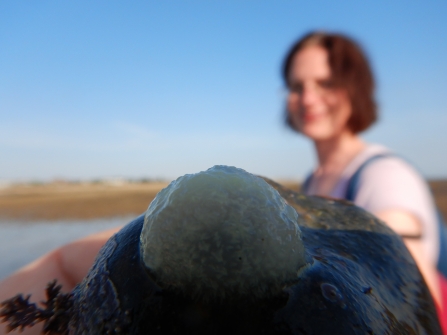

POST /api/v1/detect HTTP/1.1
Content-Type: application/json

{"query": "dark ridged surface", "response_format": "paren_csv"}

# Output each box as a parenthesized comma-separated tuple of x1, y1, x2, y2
(67, 178, 442, 334)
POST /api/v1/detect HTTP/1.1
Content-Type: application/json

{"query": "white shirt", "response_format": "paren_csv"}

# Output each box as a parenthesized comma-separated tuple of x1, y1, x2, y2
(309, 144, 440, 266)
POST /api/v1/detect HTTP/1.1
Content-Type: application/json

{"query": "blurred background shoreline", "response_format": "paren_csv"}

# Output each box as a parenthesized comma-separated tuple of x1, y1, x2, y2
(0, 177, 446, 280)
(0, 177, 299, 279)
(1, 178, 446, 223)
(0, 179, 169, 222)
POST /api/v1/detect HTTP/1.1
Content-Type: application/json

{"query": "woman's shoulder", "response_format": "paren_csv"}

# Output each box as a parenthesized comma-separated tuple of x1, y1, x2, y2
(334, 144, 395, 197)
(354, 144, 436, 222)
(339, 144, 390, 183)
(358, 144, 424, 187)
(344, 143, 424, 183)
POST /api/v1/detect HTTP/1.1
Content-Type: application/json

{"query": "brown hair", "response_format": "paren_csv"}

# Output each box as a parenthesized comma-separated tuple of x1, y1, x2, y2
(282, 31, 377, 133)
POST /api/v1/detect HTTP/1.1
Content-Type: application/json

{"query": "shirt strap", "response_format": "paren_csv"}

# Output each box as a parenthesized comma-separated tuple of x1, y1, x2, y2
(344, 153, 395, 202)
(300, 172, 313, 194)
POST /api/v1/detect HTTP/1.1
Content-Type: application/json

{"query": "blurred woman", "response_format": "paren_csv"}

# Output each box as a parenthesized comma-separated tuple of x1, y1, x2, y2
(282, 31, 442, 306)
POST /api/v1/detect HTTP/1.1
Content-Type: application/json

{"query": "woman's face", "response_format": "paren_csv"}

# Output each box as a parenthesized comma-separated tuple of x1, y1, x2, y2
(286, 46, 353, 142)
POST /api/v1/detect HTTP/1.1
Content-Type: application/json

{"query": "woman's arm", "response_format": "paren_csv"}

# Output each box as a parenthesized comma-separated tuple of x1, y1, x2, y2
(0, 226, 121, 335)
(354, 156, 442, 306)
(377, 210, 441, 307)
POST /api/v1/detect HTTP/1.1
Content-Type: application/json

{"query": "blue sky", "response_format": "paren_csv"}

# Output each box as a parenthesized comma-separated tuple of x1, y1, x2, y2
(1, 1, 446, 182)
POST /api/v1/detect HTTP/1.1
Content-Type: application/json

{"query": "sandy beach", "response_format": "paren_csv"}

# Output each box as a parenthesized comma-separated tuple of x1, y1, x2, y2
(0, 181, 169, 221)
(0, 179, 446, 222)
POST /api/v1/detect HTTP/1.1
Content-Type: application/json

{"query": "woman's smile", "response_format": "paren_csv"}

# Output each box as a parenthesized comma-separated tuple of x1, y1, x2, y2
(301, 109, 326, 123)
(286, 45, 352, 142)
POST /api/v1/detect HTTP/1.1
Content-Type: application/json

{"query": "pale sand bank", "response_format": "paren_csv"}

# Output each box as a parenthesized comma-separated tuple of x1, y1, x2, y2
(0, 182, 169, 221)
(0, 180, 445, 222)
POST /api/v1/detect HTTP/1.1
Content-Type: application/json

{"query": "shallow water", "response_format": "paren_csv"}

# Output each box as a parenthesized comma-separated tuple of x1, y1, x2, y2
(0, 216, 135, 280)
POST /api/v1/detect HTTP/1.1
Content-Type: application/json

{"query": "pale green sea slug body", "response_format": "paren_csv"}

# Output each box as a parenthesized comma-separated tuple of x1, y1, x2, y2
(141, 166, 307, 300)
